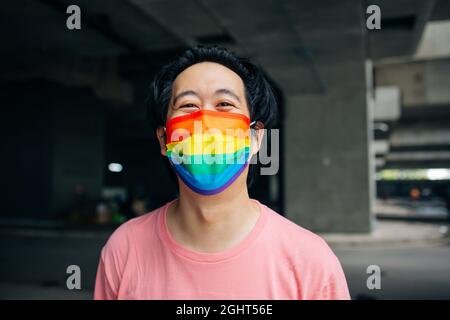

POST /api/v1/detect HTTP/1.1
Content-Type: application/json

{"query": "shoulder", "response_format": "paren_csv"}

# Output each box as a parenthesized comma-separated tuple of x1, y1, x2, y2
(261, 202, 341, 269)
(261, 203, 349, 298)
(101, 202, 167, 258)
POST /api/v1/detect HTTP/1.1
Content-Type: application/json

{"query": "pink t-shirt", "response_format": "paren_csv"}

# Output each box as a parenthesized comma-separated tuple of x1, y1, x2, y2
(94, 199, 350, 300)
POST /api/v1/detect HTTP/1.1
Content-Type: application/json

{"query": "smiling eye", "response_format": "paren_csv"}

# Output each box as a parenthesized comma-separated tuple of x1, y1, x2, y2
(180, 103, 199, 109)
(217, 102, 234, 107)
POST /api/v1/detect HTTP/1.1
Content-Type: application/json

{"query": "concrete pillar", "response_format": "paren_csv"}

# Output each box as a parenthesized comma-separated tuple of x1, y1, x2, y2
(284, 65, 373, 232)
(283, 11, 373, 232)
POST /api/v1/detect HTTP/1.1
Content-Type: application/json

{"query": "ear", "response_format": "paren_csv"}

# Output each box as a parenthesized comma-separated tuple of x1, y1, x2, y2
(156, 126, 167, 156)
(250, 121, 265, 157)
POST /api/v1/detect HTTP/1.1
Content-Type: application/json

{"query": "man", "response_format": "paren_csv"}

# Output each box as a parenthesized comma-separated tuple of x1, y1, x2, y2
(94, 46, 350, 300)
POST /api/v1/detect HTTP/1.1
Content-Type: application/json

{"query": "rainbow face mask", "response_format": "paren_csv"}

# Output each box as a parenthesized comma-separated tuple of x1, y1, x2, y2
(165, 110, 252, 195)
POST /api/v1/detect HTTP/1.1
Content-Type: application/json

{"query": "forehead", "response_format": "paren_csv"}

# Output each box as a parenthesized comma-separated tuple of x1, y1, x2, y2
(172, 62, 245, 94)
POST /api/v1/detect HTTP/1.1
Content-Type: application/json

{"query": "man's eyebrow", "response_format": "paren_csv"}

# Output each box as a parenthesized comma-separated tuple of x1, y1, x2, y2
(215, 88, 241, 103)
(172, 90, 199, 106)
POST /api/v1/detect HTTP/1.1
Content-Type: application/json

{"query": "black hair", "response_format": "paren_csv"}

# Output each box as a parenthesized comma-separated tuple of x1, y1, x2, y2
(147, 45, 278, 128)
(147, 45, 278, 187)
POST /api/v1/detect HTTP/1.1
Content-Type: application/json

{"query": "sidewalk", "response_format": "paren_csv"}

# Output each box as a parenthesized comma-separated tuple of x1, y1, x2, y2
(320, 220, 450, 248)
(2, 218, 450, 248)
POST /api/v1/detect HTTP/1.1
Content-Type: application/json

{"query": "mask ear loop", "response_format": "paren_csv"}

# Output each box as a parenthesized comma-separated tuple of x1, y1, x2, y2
(160, 126, 167, 145)
(249, 121, 257, 162)
(248, 120, 265, 159)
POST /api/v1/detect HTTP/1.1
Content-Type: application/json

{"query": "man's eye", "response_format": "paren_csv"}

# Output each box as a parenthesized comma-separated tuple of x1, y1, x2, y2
(217, 102, 234, 107)
(180, 104, 198, 108)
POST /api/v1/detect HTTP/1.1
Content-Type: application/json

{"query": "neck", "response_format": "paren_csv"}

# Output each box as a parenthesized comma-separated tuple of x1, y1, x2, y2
(179, 177, 251, 222)
(167, 175, 260, 252)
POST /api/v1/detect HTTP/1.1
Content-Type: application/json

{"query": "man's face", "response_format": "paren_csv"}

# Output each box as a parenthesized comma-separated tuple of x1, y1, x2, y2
(156, 62, 263, 171)
(167, 62, 250, 121)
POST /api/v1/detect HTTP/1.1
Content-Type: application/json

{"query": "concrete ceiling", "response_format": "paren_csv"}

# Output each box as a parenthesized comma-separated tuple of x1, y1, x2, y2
(1, 0, 448, 169)
(0, 0, 370, 95)
(0, 0, 441, 93)
(130, 0, 326, 94)
(0, 0, 183, 66)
